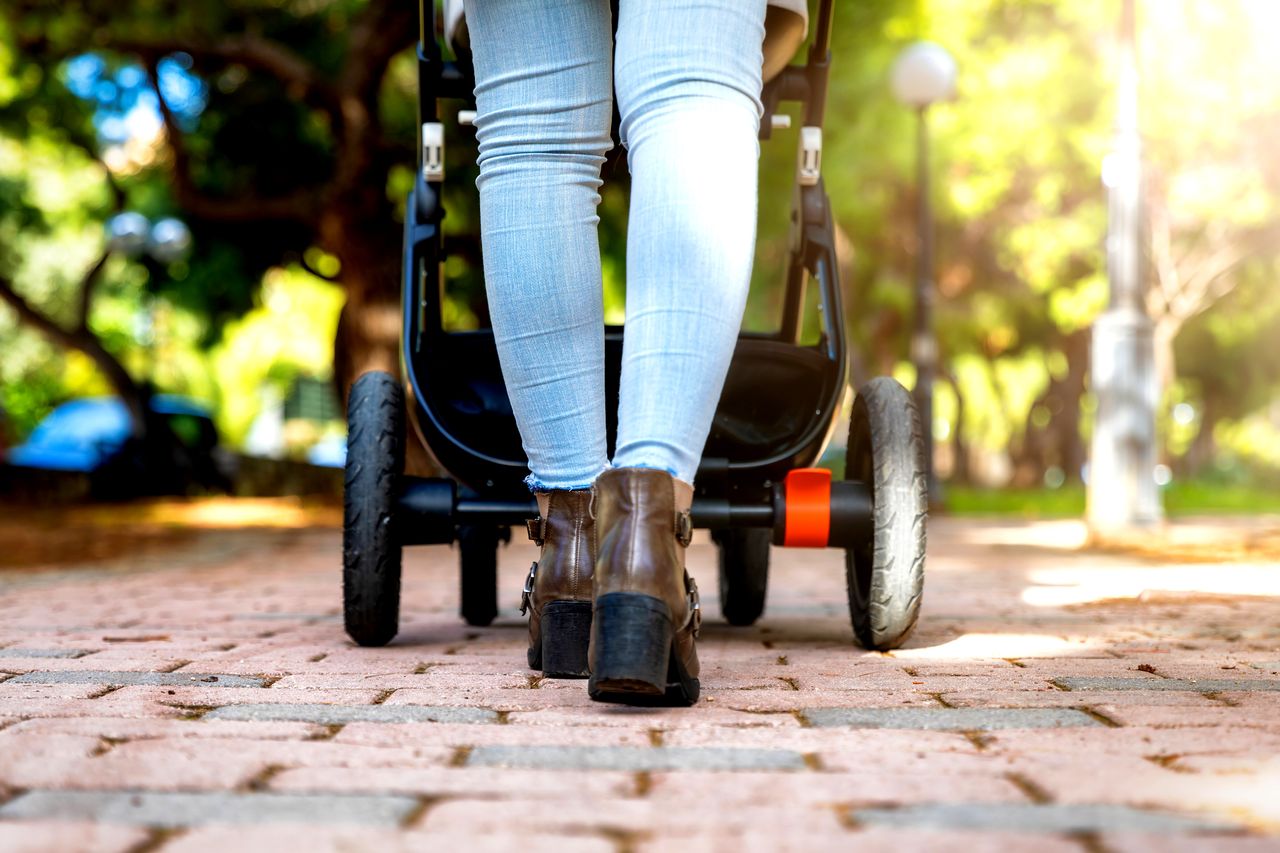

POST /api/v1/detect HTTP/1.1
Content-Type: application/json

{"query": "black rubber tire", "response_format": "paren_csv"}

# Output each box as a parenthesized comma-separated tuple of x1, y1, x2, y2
(844, 377, 928, 651)
(458, 525, 501, 627)
(715, 528, 771, 626)
(343, 371, 405, 647)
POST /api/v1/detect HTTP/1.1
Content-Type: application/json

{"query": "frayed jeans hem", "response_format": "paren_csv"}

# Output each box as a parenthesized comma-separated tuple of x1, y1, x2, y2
(524, 464, 611, 493)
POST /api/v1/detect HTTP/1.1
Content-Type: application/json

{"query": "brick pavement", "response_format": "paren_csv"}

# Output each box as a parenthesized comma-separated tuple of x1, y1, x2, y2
(0, 517, 1277, 851)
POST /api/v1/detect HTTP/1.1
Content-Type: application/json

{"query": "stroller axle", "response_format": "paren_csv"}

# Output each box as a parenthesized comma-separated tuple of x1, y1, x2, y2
(392, 469, 874, 550)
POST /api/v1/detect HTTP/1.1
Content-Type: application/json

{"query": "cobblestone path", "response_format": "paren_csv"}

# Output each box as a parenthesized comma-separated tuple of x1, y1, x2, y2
(0, 519, 1277, 851)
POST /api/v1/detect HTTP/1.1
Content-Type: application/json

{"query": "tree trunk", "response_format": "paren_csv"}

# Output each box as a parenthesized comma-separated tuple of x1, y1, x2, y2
(1184, 396, 1218, 478)
(1047, 330, 1089, 482)
(1153, 316, 1180, 401)
(324, 203, 441, 477)
(80, 335, 151, 440)
(941, 368, 969, 485)
(0, 279, 150, 438)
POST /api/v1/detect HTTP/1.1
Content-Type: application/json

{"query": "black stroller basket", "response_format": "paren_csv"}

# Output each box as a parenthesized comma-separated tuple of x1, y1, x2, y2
(343, 0, 927, 650)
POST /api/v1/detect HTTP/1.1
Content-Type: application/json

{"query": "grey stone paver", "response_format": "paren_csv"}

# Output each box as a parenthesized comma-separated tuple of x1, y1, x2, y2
(206, 702, 497, 724)
(0, 648, 91, 659)
(1055, 677, 1280, 692)
(0, 790, 420, 827)
(850, 803, 1238, 833)
(803, 707, 1102, 730)
(469, 745, 807, 771)
(7, 671, 267, 688)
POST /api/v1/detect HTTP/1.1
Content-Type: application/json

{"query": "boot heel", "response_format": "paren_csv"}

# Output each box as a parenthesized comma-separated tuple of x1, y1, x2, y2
(540, 600, 592, 678)
(589, 593, 673, 700)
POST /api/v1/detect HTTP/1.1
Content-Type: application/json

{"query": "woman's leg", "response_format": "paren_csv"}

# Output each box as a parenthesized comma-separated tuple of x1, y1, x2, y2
(611, 0, 767, 486)
(464, 0, 613, 491)
(588, 0, 766, 706)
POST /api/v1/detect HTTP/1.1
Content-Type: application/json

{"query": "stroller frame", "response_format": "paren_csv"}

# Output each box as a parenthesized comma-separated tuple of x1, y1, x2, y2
(343, 0, 927, 648)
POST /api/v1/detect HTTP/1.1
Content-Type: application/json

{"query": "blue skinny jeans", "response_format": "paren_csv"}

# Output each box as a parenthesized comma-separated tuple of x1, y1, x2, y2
(463, 0, 767, 490)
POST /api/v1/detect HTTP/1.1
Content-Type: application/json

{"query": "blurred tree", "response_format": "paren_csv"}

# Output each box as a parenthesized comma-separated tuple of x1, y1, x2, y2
(2, 0, 418, 405)
(1140, 1, 1280, 401)
(2, 0, 1276, 492)
(0, 119, 150, 434)
(806, 0, 1113, 485)
(1172, 262, 1280, 473)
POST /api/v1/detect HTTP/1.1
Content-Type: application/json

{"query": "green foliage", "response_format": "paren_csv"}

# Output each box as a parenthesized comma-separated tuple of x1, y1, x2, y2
(1, 0, 1278, 503)
(210, 266, 344, 445)
(947, 480, 1280, 517)
(945, 484, 1086, 518)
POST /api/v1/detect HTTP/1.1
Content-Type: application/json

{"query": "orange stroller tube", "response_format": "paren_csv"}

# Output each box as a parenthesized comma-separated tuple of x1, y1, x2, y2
(782, 468, 832, 547)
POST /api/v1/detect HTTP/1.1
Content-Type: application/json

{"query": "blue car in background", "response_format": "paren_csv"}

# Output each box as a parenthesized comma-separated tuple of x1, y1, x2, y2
(4, 395, 227, 497)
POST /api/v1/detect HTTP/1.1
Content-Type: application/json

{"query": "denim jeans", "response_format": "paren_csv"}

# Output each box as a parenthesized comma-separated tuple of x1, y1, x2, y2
(464, 0, 767, 491)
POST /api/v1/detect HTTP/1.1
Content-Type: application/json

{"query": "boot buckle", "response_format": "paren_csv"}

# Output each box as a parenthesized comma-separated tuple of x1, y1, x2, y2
(674, 510, 693, 547)
(525, 517, 546, 546)
(684, 571, 701, 638)
(520, 561, 538, 615)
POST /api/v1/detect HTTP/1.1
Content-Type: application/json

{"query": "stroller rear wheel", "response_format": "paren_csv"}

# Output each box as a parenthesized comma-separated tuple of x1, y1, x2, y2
(343, 371, 405, 647)
(715, 528, 771, 626)
(458, 524, 502, 627)
(844, 378, 927, 651)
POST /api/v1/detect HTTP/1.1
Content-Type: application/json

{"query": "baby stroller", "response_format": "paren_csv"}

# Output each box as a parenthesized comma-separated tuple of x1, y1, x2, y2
(343, 0, 927, 652)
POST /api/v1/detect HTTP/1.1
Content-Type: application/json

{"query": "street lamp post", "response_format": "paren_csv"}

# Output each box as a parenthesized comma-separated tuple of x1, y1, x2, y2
(891, 42, 956, 505)
(1087, 0, 1161, 531)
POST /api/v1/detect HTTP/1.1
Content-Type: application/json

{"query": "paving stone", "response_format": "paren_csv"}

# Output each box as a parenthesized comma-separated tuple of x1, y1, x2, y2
(647, 768, 1026, 807)
(161, 827, 615, 853)
(67, 736, 454, 790)
(332, 721, 649, 748)
(419, 797, 838, 837)
(2, 518, 1278, 848)
(468, 745, 807, 771)
(0, 732, 110, 788)
(503, 706, 802, 729)
(5, 715, 326, 741)
(8, 670, 267, 688)
(850, 803, 1237, 833)
(205, 702, 497, 725)
(940, 689, 1219, 709)
(268, 766, 638, 799)
(87, 685, 388, 718)
(1094, 703, 1280, 728)
(0, 790, 422, 827)
(821, 829, 1093, 853)
(0, 648, 91, 659)
(0, 820, 150, 853)
(803, 707, 1102, 730)
(1056, 677, 1280, 692)
(1100, 836, 1280, 853)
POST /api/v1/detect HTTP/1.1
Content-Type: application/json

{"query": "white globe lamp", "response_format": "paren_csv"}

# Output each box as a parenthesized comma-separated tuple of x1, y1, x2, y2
(891, 42, 958, 109)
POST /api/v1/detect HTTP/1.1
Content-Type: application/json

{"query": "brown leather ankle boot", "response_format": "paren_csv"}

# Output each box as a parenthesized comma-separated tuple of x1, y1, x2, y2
(588, 467, 701, 705)
(521, 488, 595, 678)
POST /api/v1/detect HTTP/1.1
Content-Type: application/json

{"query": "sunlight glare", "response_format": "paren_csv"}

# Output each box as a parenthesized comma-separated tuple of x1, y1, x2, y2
(894, 632, 1099, 659)
(1022, 564, 1280, 607)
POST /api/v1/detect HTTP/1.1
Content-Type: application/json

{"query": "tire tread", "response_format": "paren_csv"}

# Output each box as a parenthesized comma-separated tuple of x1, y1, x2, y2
(343, 371, 405, 647)
(844, 377, 928, 650)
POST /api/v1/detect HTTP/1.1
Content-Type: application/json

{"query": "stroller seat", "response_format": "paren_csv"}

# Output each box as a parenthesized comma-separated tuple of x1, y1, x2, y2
(442, 0, 810, 84)
(418, 333, 835, 489)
